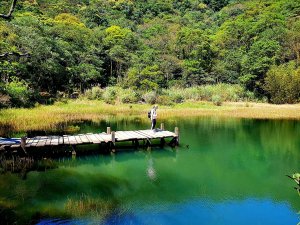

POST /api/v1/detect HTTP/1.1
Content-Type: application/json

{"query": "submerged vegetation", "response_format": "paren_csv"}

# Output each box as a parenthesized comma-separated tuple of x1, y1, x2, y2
(0, 0, 300, 108)
(64, 195, 116, 219)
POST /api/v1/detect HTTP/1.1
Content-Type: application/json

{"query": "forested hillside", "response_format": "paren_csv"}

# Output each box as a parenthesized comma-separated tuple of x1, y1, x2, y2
(0, 0, 300, 107)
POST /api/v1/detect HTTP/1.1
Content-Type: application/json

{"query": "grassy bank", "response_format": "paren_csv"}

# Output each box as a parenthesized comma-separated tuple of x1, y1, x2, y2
(1, 100, 300, 134)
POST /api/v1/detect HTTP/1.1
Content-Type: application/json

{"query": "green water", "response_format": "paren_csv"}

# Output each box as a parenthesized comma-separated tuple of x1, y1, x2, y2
(0, 117, 300, 225)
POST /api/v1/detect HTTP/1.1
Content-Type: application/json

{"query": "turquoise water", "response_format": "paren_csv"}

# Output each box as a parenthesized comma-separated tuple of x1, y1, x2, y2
(0, 117, 299, 224)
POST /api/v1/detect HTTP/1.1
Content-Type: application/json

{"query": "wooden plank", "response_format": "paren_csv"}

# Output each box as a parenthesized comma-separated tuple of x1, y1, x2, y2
(117, 131, 136, 140)
(142, 130, 175, 138)
(36, 136, 48, 147)
(31, 136, 41, 147)
(50, 136, 59, 146)
(160, 130, 177, 137)
(45, 136, 53, 146)
(25, 137, 35, 147)
(86, 134, 101, 144)
(125, 131, 146, 139)
(68, 135, 77, 145)
(131, 131, 150, 139)
(115, 132, 131, 141)
(98, 133, 112, 143)
(74, 135, 83, 144)
(145, 130, 166, 138)
(78, 134, 90, 143)
(63, 135, 70, 145)
(121, 131, 138, 139)
(94, 133, 105, 142)
(84, 133, 94, 143)
(135, 130, 155, 138)
(92, 133, 103, 143)
(58, 136, 64, 145)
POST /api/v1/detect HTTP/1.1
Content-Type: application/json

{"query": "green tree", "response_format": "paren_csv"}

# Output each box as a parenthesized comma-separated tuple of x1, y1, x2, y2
(240, 39, 281, 91)
(176, 27, 214, 85)
(5, 76, 32, 107)
(103, 25, 136, 83)
(124, 65, 163, 91)
(203, 0, 229, 11)
(264, 62, 300, 104)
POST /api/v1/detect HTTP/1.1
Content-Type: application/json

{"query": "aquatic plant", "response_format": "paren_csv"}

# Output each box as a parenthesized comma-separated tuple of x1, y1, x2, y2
(64, 194, 116, 219)
(287, 173, 300, 196)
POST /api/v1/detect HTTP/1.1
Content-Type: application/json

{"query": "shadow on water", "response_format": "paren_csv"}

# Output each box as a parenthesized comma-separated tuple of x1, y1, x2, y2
(0, 146, 177, 225)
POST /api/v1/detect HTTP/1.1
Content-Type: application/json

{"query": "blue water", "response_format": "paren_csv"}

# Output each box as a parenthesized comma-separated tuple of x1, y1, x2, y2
(37, 199, 299, 225)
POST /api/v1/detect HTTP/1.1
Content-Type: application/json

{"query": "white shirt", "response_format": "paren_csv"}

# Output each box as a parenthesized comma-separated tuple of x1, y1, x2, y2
(151, 108, 157, 120)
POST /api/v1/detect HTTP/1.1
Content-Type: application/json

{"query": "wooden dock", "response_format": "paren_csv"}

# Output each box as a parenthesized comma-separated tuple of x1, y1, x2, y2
(0, 126, 179, 154)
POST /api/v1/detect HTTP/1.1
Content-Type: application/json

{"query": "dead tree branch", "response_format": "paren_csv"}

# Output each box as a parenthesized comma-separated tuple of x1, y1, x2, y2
(0, 0, 18, 19)
(0, 52, 29, 58)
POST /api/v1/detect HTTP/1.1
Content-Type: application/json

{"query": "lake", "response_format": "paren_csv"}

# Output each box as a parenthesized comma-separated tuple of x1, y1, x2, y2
(0, 117, 299, 224)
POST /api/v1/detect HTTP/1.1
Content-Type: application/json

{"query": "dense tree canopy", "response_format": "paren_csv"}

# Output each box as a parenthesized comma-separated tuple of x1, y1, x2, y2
(0, 0, 300, 106)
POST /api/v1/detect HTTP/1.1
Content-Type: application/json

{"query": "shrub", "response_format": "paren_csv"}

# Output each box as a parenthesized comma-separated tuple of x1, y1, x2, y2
(85, 86, 104, 100)
(102, 87, 119, 104)
(164, 88, 184, 103)
(183, 87, 202, 101)
(156, 95, 173, 105)
(5, 77, 32, 107)
(264, 62, 300, 104)
(212, 94, 223, 106)
(118, 89, 140, 103)
(143, 91, 157, 104)
(170, 93, 184, 103)
(0, 94, 11, 108)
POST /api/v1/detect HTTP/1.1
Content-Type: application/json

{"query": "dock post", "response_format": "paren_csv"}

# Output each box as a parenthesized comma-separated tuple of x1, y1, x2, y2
(72, 150, 76, 159)
(133, 140, 139, 149)
(21, 136, 27, 154)
(160, 138, 165, 147)
(107, 127, 111, 134)
(111, 131, 116, 152)
(71, 145, 76, 158)
(160, 123, 164, 130)
(175, 127, 179, 145)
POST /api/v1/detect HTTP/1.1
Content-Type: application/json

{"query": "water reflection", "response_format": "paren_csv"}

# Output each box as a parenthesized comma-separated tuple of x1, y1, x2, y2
(0, 117, 299, 225)
(146, 152, 157, 181)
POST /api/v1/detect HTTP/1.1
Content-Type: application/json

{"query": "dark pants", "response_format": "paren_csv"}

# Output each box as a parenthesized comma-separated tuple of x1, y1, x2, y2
(151, 119, 156, 130)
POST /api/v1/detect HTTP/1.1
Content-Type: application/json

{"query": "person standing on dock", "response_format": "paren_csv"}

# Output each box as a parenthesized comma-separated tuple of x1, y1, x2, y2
(150, 105, 158, 130)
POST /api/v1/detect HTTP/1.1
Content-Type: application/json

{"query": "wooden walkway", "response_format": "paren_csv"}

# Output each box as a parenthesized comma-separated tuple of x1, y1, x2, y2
(0, 127, 179, 152)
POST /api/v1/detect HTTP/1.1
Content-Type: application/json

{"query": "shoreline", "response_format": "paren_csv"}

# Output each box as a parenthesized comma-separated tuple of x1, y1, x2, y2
(0, 100, 300, 134)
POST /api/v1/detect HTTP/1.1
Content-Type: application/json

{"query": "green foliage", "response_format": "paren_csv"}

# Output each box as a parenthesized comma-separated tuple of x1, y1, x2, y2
(211, 95, 223, 106)
(5, 77, 32, 107)
(203, 0, 229, 11)
(125, 65, 163, 91)
(156, 95, 173, 106)
(102, 87, 120, 104)
(142, 91, 157, 104)
(0, 0, 299, 106)
(164, 84, 250, 102)
(84, 86, 104, 100)
(264, 62, 300, 104)
(166, 90, 184, 103)
(118, 88, 139, 103)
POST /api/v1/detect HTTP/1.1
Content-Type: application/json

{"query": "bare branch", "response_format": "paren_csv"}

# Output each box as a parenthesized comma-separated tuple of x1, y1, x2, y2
(0, 0, 18, 19)
(0, 52, 30, 58)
